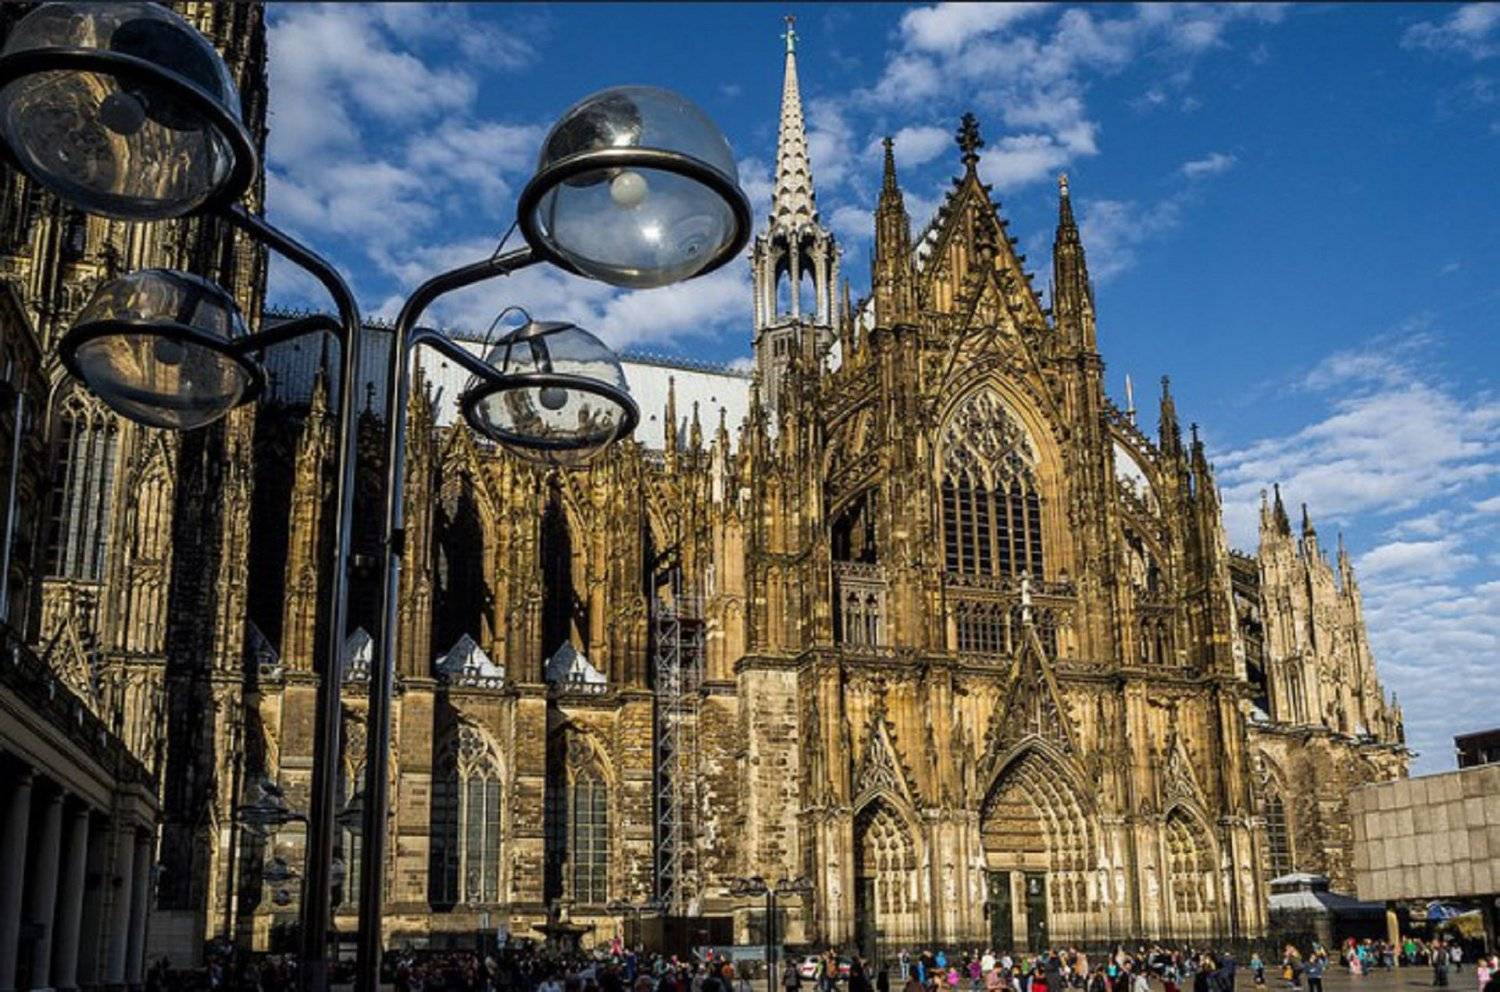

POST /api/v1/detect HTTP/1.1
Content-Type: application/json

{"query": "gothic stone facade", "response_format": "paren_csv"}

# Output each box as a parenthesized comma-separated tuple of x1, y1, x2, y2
(238, 32, 1405, 953)
(1, 10, 1409, 964)
(0, 0, 269, 969)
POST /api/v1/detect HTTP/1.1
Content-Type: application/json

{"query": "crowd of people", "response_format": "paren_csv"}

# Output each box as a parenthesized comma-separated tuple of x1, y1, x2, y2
(147, 933, 1497, 992)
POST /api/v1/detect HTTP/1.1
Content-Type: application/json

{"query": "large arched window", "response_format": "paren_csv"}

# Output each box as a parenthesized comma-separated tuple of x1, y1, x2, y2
(544, 733, 611, 905)
(572, 767, 609, 903)
(46, 394, 119, 580)
(1264, 788, 1293, 878)
(434, 472, 490, 658)
(941, 390, 1044, 580)
(430, 723, 504, 906)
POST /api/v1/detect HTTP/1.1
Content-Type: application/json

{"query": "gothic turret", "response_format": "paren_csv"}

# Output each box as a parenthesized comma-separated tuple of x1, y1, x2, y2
(1159, 375, 1183, 460)
(752, 16, 840, 417)
(872, 136, 917, 327)
(1052, 173, 1096, 351)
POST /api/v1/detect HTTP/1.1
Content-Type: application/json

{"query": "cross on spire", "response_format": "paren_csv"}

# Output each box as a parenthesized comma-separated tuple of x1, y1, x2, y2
(783, 14, 796, 53)
(957, 112, 983, 169)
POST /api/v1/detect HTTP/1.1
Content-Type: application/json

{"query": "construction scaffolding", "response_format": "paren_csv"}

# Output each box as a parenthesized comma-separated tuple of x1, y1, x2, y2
(653, 564, 704, 916)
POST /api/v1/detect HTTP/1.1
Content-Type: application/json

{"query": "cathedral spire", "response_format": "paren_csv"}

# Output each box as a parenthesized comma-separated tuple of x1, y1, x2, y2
(771, 14, 817, 231)
(663, 376, 679, 470)
(1273, 483, 1291, 535)
(957, 112, 984, 173)
(753, 17, 841, 417)
(1158, 375, 1183, 458)
(873, 135, 917, 327)
(1052, 172, 1095, 349)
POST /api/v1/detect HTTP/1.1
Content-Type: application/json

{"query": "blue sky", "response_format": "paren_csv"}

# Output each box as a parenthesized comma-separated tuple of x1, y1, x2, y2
(262, 3, 1500, 774)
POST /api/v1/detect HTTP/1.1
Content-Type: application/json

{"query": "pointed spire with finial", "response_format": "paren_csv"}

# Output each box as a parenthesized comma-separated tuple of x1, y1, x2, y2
(1159, 375, 1182, 458)
(956, 112, 984, 172)
(1052, 171, 1095, 349)
(873, 134, 917, 327)
(771, 14, 818, 230)
(663, 376, 678, 465)
(1124, 373, 1136, 425)
(1272, 483, 1291, 535)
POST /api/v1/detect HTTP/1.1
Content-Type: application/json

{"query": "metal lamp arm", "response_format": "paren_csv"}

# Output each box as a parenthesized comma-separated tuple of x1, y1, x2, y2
(409, 326, 504, 383)
(218, 201, 363, 991)
(354, 242, 538, 991)
(220, 203, 359, 338)
(233, 313, 342, 355)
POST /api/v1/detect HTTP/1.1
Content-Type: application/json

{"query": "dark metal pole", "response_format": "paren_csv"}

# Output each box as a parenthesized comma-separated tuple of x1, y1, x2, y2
(0, 364, 23, 625)
(768, 890, 777, 992)
(356, 246, 538, 992)
(222, 203, 362, 992)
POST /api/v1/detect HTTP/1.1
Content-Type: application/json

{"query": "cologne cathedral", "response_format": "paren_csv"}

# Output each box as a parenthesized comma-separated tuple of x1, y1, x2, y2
(0, 5, 1407, 971)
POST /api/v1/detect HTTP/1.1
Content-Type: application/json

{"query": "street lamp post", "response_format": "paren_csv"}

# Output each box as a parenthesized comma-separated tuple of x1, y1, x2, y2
(730, 875, 812, 989)
(606, 897, 666, 951)
(0, 7, 751, 992)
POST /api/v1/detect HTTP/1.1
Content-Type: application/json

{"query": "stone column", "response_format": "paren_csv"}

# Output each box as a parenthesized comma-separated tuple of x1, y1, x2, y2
(75, 819, 107, 990)
(52, 803, 90, 992)
(124, 833, 151, 989)
(102, 828, 135, 989)
(0, 769, 35, 992)
(1387, 902, 1402, 963)
(25, 788, 63, 991)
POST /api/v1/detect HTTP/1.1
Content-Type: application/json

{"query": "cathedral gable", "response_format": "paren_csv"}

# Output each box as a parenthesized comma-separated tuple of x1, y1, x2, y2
(979, 622, 1076, 779)
(853, 691, 918, 807)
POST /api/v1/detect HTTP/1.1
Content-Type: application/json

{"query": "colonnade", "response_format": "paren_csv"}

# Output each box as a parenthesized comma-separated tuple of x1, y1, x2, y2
(0, 759, 154, 992)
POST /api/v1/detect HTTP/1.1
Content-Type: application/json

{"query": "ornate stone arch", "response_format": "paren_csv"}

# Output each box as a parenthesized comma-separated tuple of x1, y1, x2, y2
(433, 430, 501, 657)
(429, 718, 508, 908)
(1161, 801, 1221, 938)
(852, 794, 923, 948)
(543, 722, 615, 906)
(979, 741, 1099, 934)
(1253, 751, 1295, 878)
(934, 382, 1073, 580)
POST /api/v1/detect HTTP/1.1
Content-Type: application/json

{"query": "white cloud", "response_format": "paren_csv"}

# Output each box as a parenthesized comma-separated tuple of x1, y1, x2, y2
(898, 3, 1053, 55)
(1180, 151, 1237, 179)
(1404, 4, 1500, 60)
(860, 5, 1280, 196)
(872, 126, 954, 170)
(1358, 538, 1476, 580)
(1217, 335, 1500, 549)
(265, 4, 549, 309)
(1077, 194, 1187, 281)
(1474, 494, 1500, 513)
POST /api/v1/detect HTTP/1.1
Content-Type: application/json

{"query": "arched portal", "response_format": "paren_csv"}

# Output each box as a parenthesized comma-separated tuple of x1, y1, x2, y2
(1163, 807, 1219, 940)
(980, 748, 1095, 949)
(852, 799, 920, 961)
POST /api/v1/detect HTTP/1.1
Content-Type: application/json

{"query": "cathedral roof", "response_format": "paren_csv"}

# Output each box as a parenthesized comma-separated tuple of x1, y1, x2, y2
(258, 308, 753, 453)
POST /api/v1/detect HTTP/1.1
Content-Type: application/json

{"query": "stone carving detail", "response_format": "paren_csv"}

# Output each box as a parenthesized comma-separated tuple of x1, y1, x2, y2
(434, 634, 506, 688)
(942, 389, 1038, 484)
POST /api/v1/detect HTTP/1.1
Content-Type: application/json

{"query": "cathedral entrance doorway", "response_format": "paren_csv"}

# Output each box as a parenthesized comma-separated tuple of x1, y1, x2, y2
(1023, 871, 1048, 951)
(986, 870, 1013, 951)
(853, 800, 919, 962)
(980, 748, 1094, 946)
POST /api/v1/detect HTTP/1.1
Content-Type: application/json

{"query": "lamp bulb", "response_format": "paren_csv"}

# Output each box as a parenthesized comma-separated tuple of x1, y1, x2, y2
(609, 170, 648, 208)
(153, 336, 185, 367)
(539, 386, 569, 411)
(99, 90, 147, 137)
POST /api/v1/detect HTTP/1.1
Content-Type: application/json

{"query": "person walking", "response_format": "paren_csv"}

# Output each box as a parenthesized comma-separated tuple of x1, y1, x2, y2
(1435, 943, 1451, 988)
(1306, 953, 1326, 992)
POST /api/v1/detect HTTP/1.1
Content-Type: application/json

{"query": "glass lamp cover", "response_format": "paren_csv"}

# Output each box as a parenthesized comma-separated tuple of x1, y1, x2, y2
(465, 321, 635, 467)
(528, 86, 741, 289)
(0, 2, 241, 219)
(68, 268, 256, 430)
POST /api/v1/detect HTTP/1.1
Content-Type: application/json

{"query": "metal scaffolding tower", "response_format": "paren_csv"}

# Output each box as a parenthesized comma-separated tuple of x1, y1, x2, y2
(653, 565, 703, 915)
